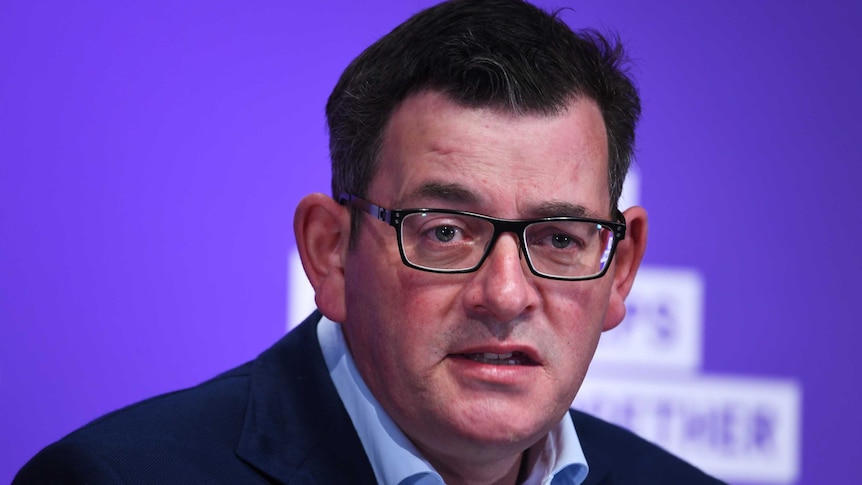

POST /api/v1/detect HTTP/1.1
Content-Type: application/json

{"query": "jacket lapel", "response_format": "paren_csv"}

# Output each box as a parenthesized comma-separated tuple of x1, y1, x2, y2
(235, 312, 377, 484)
(571, 410, 611, 485)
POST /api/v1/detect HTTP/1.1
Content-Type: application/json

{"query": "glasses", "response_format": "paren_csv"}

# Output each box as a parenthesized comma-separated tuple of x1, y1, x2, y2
(339, 192, 626, 281)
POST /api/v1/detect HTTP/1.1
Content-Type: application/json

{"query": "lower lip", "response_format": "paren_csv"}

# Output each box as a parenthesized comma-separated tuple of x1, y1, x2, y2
(447, 355, 540, 388)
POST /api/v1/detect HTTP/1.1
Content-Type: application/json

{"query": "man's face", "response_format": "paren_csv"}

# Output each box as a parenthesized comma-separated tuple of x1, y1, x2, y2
(341, 90, 617, 466)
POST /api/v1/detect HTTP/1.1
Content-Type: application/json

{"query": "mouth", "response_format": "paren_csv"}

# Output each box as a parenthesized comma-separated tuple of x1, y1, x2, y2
(458, 351, 539, 366)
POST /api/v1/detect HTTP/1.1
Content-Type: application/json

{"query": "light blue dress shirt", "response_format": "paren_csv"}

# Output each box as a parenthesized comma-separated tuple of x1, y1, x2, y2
(317, 317, 589, 485)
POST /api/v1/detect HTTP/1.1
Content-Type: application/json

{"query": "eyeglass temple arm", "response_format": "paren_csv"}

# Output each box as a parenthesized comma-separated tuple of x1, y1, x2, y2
(614, 209, 627, 240)
(338, 192, 396, 225)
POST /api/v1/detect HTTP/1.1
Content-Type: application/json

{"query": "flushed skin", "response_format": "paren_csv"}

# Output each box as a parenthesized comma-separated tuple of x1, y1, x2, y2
(14, 0, 731, 482)
(294, 90, 649, 484)
(13, 313, 726, 484)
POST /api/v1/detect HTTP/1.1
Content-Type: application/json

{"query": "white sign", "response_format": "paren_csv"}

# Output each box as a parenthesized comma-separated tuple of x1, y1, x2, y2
(575, 374, 802, 484)
(593, 267, 704, 373)
(288, 249, 315, 329)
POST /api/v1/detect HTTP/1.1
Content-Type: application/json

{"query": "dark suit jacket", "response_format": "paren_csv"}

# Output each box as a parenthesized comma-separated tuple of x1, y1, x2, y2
(15, 312, 725, 484)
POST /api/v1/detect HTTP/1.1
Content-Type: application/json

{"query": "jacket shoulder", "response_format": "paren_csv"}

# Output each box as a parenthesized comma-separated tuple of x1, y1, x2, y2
(14, 363, 260, 484)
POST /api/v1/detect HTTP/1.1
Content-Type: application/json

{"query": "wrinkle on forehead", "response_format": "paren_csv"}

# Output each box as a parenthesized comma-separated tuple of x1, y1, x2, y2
(399, 180, 598, 219)
(405, 181, 480, 206)
(376, 91, 610, 218)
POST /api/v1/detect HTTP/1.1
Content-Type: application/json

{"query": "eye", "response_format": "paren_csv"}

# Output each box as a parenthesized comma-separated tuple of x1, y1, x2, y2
(541, 232, 584, 251)
(403, 212, 489, 249)
(550, 233, 574, 249)
(432, 225, 460, 243)
(415, 216, 470, 244)
(529, 224, 587, 251)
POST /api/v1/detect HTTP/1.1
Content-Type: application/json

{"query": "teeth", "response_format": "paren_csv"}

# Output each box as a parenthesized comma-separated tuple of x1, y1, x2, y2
(483, 352, 514, 360)
(465, 352, 521, 365)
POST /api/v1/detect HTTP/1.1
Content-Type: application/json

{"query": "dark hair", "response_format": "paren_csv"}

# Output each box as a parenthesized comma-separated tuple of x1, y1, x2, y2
(327, 0, 640, 227)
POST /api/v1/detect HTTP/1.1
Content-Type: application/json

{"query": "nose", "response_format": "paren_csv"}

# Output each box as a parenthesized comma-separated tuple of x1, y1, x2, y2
(462, 232, 538, 323)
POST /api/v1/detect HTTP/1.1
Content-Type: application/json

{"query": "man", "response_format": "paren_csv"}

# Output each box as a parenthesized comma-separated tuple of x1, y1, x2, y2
(16, 0, 725, 483)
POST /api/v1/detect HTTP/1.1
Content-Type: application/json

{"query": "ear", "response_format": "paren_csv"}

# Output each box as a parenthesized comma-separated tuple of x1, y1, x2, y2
(293, 193, 351, 323)
(602, 205, 648, 331)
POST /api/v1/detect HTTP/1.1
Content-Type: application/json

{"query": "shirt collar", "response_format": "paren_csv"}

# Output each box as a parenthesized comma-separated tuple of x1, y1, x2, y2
(520, 416, 589, 485)
(317, 316, 588, 485)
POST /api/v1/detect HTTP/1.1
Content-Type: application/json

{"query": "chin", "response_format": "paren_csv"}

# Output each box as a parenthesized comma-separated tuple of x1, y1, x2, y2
(446, 401, 553, 447)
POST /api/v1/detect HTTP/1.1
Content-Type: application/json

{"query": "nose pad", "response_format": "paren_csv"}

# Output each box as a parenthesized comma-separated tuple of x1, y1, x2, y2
(506, 232, 527, 266)
(484, 232, 529, 275)
(467, 231, 535, 322)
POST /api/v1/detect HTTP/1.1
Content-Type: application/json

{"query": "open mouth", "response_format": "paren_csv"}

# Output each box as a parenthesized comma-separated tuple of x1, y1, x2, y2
(459, 352, 538, 366)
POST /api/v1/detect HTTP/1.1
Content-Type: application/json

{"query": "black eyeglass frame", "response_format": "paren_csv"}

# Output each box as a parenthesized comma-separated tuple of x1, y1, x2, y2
(338, 192, 627, 281)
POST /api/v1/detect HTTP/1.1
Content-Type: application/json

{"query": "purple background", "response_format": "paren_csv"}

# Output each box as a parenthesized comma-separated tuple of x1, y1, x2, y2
(2, 1, 860, 483)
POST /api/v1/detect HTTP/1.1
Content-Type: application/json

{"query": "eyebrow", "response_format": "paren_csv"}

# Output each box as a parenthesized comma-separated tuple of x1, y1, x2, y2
(401, 182, 599, 219)
(531, 201, 595, 219)
(404, 182, 480, 205)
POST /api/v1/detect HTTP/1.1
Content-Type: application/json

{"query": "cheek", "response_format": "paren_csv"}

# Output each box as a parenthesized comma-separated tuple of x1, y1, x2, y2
(345, 255, 460, 358)
(545, 280, 603, 317)
(543, 283, 610, 356)
(391, 268, 465, 318)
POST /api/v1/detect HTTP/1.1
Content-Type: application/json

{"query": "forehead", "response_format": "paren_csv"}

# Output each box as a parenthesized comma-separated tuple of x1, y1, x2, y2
(371, 91, 610, 218)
